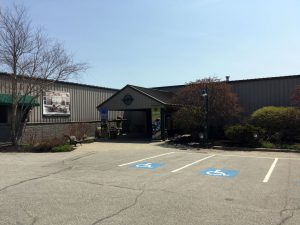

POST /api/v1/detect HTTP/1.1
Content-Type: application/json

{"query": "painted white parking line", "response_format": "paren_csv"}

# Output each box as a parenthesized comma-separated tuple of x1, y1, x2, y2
(217, 154, 300, 161)
(118, 152, 176, 167)
(174, 152, 300, 161)
(171, 155, 216, 173)
(217, 154, 275, 160)
(263, 158, 279, 183)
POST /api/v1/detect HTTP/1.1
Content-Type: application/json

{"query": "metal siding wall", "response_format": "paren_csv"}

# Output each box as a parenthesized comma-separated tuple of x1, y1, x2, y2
(231, 77, 300, 115)
(0, 75, 11, 94)
(0, 75, 119, 123)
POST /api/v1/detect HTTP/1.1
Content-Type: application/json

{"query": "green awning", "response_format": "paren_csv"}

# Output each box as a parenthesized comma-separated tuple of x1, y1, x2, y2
(0, 94, 40, 106)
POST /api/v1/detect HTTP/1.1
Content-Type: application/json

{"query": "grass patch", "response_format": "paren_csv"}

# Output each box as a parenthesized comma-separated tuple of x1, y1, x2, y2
(215, 139, 300, 151)
(278, 143, 300, 150)
(260, 142, 300, 150)
(260, 141, 275, 149)
(52, 144, 73, 152)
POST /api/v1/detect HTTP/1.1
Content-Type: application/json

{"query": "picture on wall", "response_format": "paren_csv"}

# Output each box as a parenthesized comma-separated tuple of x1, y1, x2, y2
(43, 91, 70, 116)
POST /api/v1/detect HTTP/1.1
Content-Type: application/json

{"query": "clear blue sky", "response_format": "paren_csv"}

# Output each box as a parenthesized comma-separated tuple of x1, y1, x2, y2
(2, 0, 300, 89)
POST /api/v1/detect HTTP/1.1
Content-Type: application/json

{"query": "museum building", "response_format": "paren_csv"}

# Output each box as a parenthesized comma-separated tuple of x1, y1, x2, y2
(1, 72, 300, 142)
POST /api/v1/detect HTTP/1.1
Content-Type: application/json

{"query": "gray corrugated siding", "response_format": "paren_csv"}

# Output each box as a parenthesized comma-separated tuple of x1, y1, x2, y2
(30, 83, 121, 123)
(231, 77, 300, 115)
(155, 77, 300, 115)
(0, 75, 10, 94)
(0, 75, 120, 123)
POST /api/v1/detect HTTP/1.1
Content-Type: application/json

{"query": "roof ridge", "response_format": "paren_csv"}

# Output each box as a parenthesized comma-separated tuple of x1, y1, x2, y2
(0, 72, 119, 91)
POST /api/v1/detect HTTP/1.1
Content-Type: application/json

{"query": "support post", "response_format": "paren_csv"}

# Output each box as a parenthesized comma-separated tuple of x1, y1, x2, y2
(204, 85, 209, 142)
(160, 108, 166, 141)
(201, 85, 209, 144)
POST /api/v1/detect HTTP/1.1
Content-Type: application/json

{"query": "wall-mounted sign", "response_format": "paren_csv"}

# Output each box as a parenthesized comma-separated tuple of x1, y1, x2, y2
(122, 94, 134, 105)
(152, 107, 161, 140)
(100, 107, 108, 121)
(43, 91, 70, 116)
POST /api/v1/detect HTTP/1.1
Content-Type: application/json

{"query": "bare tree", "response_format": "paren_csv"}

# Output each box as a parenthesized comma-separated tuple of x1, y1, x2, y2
(0, 5, 87, 145)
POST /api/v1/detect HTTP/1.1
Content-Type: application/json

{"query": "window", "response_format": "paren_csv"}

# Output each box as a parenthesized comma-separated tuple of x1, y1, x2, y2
(0, 106, 8, 123)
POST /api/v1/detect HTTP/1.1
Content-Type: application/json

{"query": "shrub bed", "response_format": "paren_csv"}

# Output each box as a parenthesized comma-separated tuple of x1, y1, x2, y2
(225, 124, 265, 147)
(250, 106, 300, 142)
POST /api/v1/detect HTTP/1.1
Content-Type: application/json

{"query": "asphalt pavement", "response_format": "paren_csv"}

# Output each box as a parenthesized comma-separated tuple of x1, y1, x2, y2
(0, 141, 300, 225)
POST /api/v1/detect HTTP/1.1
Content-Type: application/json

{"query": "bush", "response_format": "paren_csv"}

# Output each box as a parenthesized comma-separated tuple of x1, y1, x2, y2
(260, 141, 275, 148)
(23, 137, 67, 152)
(250, 106, 300, 141)
(173, 106, 203, 136)
(225, 124, 265, 147)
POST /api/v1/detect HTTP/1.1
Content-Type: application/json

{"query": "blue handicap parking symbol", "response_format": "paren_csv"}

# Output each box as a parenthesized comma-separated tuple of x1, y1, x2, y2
(131, 162, 164, 170)
(200, 168, 239, 178)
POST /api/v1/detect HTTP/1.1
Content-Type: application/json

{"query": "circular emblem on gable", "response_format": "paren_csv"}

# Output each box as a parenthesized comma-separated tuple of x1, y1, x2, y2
(122, 94, 134, 105)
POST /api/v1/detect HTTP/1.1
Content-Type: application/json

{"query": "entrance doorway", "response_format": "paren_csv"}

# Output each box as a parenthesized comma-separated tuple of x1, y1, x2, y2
(122, 109, 152, 139)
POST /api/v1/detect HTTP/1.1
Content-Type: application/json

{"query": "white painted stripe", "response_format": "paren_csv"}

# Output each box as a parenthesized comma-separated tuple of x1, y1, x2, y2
(217, 154, 275, 160)
(118, 152, 176, 167)
(171, 155, 216, 173)
(173, 152, 300, 161)
(263, 158, 279, 183)
(212, 154, 300, 161)
(275, 157, 300, 161)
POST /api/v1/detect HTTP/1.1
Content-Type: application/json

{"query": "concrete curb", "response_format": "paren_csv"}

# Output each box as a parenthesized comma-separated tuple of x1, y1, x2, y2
(212, 145, 300, 153)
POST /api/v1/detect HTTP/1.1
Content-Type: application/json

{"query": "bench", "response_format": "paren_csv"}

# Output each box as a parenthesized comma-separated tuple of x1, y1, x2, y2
(83, 136, 96, 143)
(64, 135, 83, 147)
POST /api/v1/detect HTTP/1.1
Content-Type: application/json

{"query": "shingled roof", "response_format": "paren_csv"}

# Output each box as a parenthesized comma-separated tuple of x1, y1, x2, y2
(129, 85, 175, 105)
(97, 84, 176, 109)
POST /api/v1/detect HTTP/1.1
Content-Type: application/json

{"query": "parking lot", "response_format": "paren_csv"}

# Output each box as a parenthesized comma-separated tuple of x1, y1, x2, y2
(1, 142, 300, 225)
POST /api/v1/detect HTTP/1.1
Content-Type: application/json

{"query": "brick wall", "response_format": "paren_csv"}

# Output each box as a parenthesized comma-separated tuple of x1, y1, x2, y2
(21, 122, 100, 144)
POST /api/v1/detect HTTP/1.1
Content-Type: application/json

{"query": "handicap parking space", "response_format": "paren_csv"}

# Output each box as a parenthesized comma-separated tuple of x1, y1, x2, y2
(116, 150, 300, 192)
(117, 152, 213, 173)
(126, 153, 272, 180)
(117, 151, 280, 182)
(131, 153, 294, 211)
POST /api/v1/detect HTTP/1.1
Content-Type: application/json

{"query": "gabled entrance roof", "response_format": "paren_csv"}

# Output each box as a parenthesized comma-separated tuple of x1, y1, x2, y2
(97, 85, 175, 110)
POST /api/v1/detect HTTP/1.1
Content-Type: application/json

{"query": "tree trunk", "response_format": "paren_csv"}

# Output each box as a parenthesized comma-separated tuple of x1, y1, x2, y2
(11, 103, 18, 146)
(11, 69, 19, 146)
